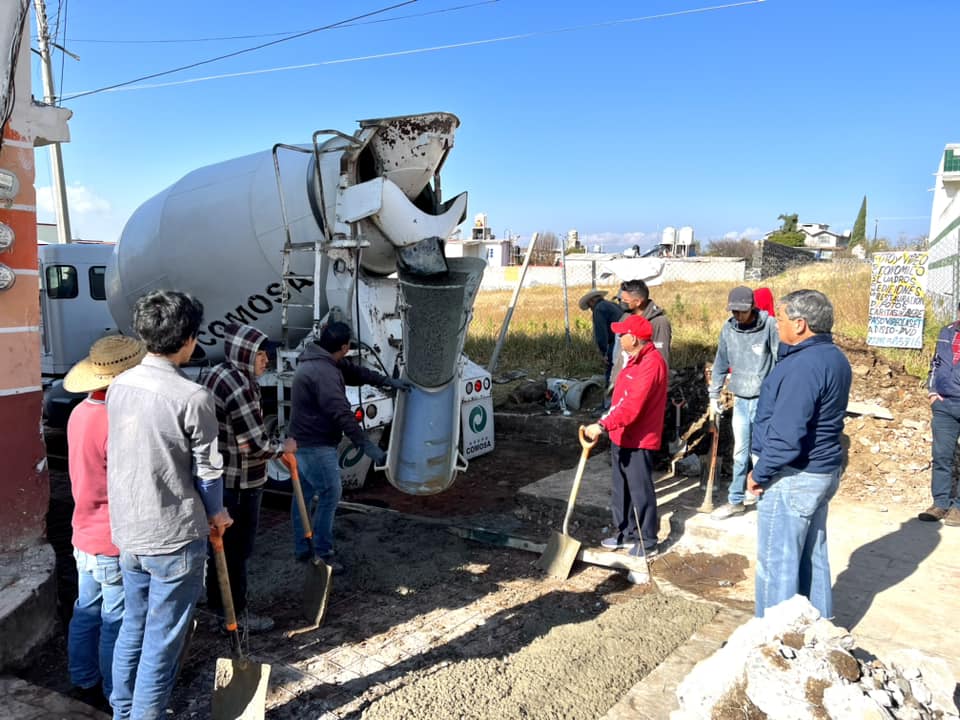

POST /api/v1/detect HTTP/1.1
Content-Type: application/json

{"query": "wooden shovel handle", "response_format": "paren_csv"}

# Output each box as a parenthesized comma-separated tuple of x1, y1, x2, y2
(282, 452, 314, 544)
(209, 527, 242, 656)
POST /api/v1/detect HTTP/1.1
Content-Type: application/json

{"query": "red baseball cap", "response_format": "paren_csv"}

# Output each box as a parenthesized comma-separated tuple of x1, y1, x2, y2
(611, 314, 653, 340)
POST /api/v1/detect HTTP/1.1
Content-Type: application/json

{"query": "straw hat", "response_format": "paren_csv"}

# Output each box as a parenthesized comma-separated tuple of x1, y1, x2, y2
(64, 335, 146, 393)
(578, 289, 607, 311)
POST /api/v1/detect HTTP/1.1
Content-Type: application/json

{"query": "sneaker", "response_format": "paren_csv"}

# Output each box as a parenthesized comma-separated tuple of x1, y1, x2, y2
(220, 611, 275, 635)
(711, 502, 746, 520)
(944, 507, 960, 527)
(318, 555, 345, 575)
(600, 537, 636, 550)
(240, 611, 275, 633)
(918, 505, 949, 522)
(743, 492, 759, 506)
(641, 545, 659, 560)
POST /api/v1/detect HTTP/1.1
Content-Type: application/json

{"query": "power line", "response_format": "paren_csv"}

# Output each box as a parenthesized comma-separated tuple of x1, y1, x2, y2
(66, 0, 767, 98)
(62, 0, 500, 45)
(61, 0, 418, 102)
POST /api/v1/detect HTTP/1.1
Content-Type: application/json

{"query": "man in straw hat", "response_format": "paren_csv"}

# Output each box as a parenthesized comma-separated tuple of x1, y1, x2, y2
(584, 314, 668, 558)
(579, 289, 623, 406)
(64, 335, 145, 712)
(106, 290, 232, 719)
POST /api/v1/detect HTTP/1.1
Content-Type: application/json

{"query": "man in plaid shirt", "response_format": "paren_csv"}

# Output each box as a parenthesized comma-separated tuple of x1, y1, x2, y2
(202, 323, 296, 632)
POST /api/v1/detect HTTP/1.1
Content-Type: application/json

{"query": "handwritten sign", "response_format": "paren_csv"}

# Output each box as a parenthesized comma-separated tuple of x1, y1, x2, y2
(867, 251, 928, 349)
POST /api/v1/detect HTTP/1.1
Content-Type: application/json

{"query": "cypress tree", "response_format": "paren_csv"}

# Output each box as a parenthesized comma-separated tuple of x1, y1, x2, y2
(851, 196, 867, 247)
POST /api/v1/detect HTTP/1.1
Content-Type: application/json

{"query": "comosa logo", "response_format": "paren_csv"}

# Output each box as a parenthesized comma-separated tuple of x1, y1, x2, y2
(469, 406, 487, 433)
(340, 446, 364, 468)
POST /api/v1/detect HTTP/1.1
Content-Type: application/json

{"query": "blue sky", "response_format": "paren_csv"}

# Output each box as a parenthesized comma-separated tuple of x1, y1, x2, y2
(31, 0, 958, 252)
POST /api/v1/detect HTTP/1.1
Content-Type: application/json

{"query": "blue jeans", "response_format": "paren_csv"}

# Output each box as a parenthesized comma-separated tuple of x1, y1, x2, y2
(69, 549, 124, 697)
(205, 486, 263, 616)
(609, 445, 658, 551)
(111, 538, 206, 720)
(292, 445, 341, 558)
(930, 398, 960, 509)
(729, 396, 759, 505)
(755, 466, 840, 619)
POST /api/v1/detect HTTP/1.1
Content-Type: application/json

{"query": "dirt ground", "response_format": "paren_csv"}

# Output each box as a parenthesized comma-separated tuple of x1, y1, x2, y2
(22, 336, 938, 718)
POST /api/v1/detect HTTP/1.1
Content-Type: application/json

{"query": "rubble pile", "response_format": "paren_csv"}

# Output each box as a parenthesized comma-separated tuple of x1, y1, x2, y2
(672, 596, 958, 720)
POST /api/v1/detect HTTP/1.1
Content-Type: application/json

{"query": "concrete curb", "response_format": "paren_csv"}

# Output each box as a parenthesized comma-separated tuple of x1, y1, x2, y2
(0, 542, 57, 671)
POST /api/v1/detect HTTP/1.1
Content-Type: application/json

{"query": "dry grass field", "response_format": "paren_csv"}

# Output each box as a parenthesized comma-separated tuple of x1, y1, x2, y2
(464, 261, 937, 380)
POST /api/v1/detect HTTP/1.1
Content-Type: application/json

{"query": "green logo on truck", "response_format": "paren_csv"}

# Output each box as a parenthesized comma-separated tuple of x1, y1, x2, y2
(469, 405, 487, 434)
(340, 445, 364, 468)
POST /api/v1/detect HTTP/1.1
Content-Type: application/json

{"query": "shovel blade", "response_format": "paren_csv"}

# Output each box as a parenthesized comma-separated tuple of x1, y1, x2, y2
(302, 558, 333, 626)
(535, 531, 582, 580)
(212, 657, 270, 720)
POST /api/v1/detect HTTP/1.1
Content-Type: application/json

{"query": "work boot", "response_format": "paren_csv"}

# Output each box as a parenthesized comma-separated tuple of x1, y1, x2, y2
(600, 536, 636, 550)
(917, 505, 949, 522)
(944, 507, 960, 527)
(711, 502, 746, 520)
(69, 684, 110, 713)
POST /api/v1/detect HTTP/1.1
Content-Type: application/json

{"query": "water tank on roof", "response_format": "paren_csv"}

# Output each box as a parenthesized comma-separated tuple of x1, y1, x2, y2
(661, 226, 677, 247)
(678, 226, 694, 247)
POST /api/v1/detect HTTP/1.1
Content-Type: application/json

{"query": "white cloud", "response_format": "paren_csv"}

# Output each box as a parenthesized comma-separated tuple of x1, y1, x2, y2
(578, 231, 658, 253)
(722, 227, 763, 241)
(36, 184, 120, 240)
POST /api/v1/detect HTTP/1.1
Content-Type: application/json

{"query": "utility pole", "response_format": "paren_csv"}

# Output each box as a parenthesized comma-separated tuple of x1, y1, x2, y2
(34, 0, 72, 244)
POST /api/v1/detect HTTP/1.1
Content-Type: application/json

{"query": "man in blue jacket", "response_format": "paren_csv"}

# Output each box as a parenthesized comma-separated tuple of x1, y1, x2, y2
(288, 321, 411, 571)
(747, 289, 851, 619)
(921, 306, 960, 526)
(709, 286, 780, 519)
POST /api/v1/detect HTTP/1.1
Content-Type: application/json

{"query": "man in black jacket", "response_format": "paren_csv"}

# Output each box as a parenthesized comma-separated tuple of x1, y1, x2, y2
(288, 322, 411, 569)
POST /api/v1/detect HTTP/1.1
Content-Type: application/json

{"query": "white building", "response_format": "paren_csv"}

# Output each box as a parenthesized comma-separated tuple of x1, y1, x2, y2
(927, 144, 960, 314)
(445, 213, 514, 267)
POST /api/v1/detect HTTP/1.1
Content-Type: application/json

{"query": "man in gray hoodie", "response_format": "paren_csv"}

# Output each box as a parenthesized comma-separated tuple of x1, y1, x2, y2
(709, 286, 780, 519)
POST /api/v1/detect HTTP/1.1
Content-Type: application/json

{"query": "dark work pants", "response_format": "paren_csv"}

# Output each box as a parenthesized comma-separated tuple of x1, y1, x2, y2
(206, 486, 263, 616)
(610, 444, 658, 551)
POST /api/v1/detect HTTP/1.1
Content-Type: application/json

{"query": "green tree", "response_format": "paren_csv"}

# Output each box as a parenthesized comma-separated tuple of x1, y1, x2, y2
(766, 213, 806, 247)
(850, 196, 867, 247)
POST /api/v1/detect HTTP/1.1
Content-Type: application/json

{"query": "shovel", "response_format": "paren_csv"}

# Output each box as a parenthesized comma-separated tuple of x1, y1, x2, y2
(668, 393, 686, 456)
(697, 410, 721, 514)
(282, 452, 332, 632)
(536, 425, 599, 579)
(210, 527, 270, 720)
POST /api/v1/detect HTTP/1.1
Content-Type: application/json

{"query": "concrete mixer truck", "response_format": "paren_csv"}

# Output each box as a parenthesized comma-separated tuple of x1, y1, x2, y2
(41, 112, 495, 495)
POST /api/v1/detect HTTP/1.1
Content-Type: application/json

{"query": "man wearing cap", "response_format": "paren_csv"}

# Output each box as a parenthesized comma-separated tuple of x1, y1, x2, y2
(921, 303, 960, 526)
(201, 324, 297, 634)
(609, 278, 672, 397)
(708, 286, 780, 520)
(63, 335, 146, 713)
(578, 289, 623, 402)
(288, 321, 413, 570)
(107, 290, 232, 719)
(748, 289, 851, 618)
(583, 314, 668, 557)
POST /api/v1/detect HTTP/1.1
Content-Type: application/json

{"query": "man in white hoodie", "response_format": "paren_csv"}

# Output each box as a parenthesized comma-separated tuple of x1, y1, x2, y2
(708, 286, 780, 519)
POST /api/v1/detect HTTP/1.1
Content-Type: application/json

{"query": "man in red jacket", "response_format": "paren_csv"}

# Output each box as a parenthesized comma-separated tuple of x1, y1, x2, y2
(584, 314, 668, 557)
